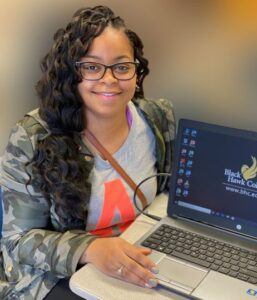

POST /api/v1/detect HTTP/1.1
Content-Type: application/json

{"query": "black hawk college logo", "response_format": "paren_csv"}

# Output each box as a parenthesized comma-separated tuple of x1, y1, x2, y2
(241, 156, 257, 181)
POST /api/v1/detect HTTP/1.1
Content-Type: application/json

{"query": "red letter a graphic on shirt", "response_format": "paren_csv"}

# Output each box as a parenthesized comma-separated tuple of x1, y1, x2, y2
(90, 179, 136, 236)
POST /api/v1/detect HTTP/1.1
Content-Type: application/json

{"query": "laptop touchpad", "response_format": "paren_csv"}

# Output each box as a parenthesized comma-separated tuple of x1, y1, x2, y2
(153, 254, 208, 290)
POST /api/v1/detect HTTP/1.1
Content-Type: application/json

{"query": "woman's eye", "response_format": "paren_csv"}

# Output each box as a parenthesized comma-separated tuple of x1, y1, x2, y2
(115, 64, 129, 72)
(83, 64, 101, 72)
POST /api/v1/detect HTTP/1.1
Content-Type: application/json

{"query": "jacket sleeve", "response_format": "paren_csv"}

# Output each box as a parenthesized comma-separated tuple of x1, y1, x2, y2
(0, 124, 96, 280)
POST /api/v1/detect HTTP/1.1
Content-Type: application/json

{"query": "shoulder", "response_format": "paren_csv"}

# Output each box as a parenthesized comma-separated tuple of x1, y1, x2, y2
(133, 97, 175, 133)
(133, 97, 173, 112)
(13, 108, 50, 150)
(19, 108, 50, 139)
(4, 109, 50, 158)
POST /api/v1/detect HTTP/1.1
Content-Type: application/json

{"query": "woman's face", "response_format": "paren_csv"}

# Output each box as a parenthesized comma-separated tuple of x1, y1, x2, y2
(77, 26, 137, 123)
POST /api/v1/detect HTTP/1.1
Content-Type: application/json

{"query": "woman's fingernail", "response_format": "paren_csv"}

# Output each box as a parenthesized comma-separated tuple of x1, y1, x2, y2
(147, 278, 158, 288)
(150, 267, 159, 274)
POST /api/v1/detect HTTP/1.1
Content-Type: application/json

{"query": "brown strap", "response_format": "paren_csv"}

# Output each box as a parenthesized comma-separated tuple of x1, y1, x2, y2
(84, 129, 147, 209)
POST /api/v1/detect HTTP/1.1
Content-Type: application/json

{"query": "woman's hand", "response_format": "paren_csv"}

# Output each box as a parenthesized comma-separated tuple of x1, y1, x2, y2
(79, 237, 158, 288)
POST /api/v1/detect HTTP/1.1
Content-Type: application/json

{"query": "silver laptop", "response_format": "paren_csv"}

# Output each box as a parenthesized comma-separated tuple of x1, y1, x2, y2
(136, 119, 257, 300)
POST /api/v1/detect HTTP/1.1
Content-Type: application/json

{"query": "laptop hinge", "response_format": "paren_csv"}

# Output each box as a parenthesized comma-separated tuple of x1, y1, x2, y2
(173, 214, 257, 243)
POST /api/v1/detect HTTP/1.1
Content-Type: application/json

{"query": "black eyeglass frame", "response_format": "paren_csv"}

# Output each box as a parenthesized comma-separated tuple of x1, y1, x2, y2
(75, 61, 139, 81)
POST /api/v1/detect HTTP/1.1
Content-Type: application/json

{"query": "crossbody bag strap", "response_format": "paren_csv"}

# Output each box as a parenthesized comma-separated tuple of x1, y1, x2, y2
(84, 129, 147, 209)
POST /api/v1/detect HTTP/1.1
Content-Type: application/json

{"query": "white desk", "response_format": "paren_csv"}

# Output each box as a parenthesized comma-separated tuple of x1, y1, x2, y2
(69, 194, 190, 300)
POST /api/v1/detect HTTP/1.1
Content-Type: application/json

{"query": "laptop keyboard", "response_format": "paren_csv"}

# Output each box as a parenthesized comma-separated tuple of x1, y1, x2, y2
(141, 224, 257, 285)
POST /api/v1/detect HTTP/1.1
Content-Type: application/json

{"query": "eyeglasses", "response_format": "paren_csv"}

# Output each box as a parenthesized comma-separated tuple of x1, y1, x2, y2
(75, 61, 139, 81)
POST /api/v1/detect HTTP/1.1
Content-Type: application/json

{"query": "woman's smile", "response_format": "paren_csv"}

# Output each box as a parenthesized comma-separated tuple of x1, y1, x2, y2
(93, 91, 121, 98)
(92, 91, 122, 102)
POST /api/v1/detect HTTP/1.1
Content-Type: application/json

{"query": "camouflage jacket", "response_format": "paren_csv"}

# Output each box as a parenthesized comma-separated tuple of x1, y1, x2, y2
(0, 98, 175, 299)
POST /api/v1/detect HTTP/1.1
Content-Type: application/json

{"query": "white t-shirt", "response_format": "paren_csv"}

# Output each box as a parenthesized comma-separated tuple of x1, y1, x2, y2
(86, 101, 157, 236)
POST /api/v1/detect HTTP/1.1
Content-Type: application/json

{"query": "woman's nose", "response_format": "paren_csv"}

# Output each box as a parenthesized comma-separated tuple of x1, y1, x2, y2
(100, 67, 118, 83)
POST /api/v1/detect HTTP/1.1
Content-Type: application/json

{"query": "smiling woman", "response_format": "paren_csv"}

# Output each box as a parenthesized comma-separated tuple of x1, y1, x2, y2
(0, 5, 175, 300)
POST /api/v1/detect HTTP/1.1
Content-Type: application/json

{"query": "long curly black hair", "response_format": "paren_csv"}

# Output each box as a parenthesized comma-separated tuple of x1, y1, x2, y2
(29, 6, 149, 229)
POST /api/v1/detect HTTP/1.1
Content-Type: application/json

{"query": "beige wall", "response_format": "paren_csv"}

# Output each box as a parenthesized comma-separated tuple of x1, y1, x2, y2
(1, 0, 257, 154)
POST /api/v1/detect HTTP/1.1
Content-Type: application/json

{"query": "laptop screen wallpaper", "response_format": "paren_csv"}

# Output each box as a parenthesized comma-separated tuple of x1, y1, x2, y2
(173, 124, 257, 230)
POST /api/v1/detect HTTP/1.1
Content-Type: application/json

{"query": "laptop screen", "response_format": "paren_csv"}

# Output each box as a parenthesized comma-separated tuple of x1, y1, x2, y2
(168, 119, 257, 239)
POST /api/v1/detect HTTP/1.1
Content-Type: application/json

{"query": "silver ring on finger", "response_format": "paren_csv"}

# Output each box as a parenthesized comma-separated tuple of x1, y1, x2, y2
(117, 265, 124, 276)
